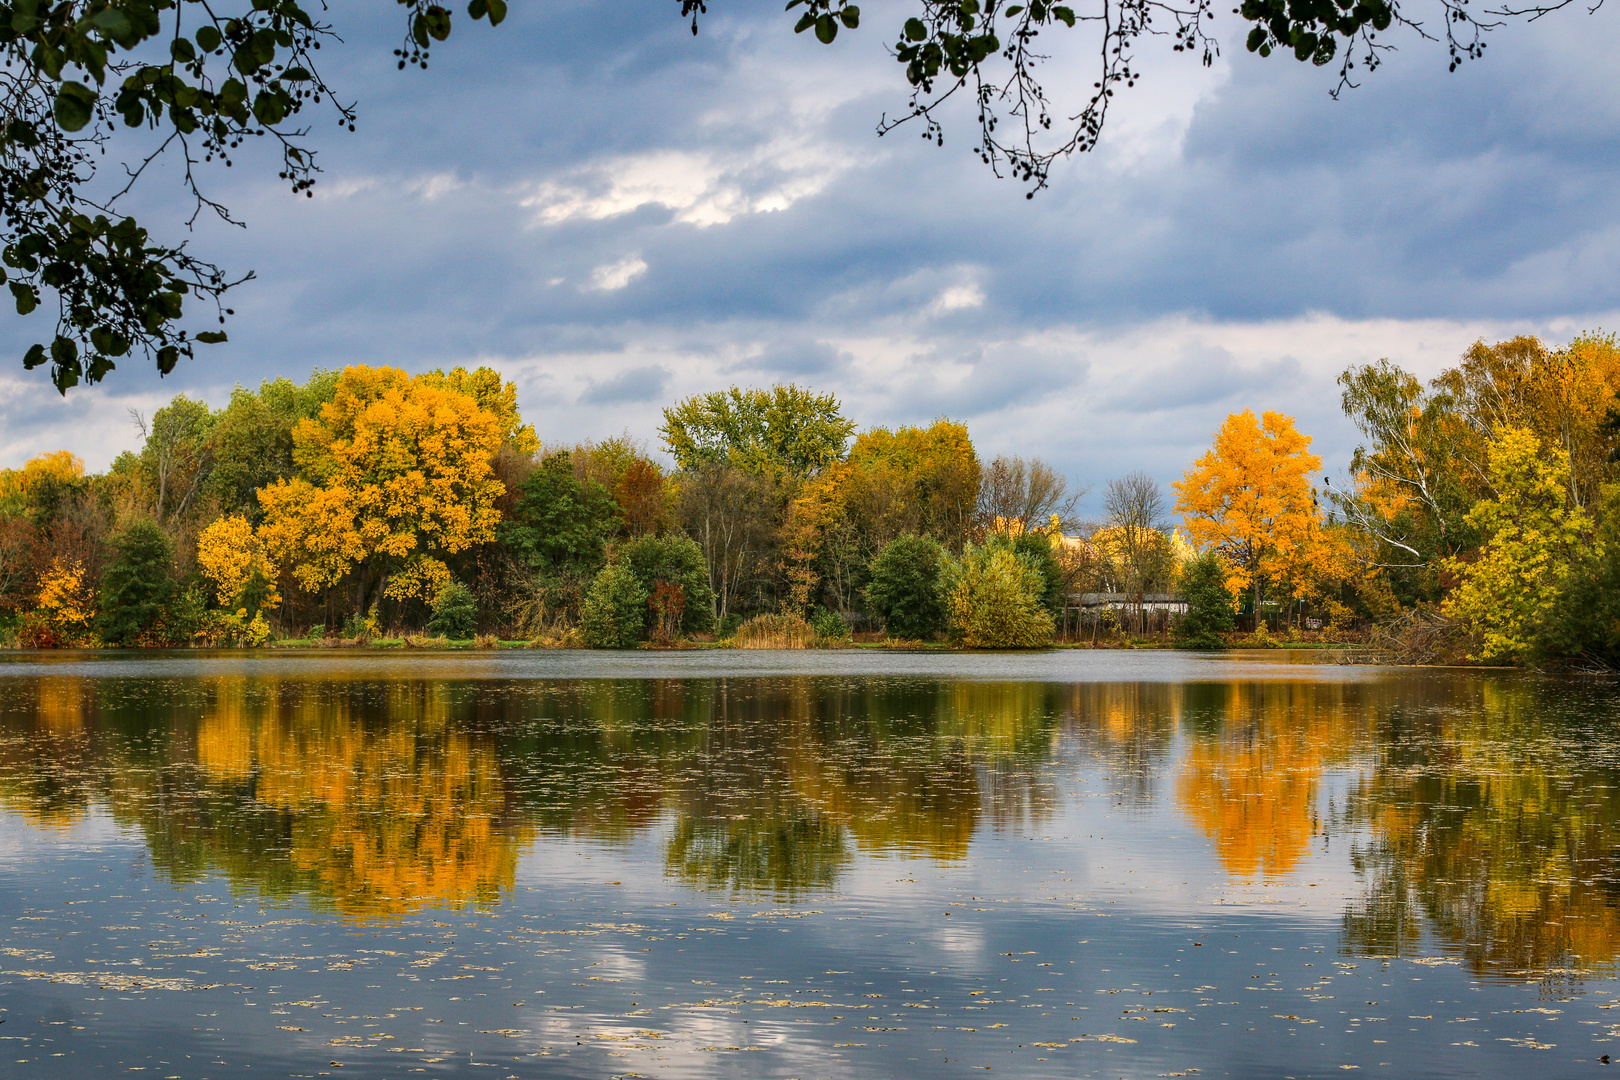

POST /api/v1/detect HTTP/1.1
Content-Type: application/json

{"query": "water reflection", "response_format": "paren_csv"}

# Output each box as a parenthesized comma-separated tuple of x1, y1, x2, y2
(1174, 682, 1368, 879)
(3, 665, 1620, 981)
(0, 674, 1065, 910)
(1342, 678, 1620, 978)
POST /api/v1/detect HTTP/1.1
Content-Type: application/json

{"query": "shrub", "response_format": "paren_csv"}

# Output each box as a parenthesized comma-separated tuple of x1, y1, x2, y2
(1174, 551, 1236, 650)
(865, 534, 946, 640)
(427, 580, 478, 639)
(15, 610, 69, 649)
(21, 558, 97, 648)
(811, 607, 850, 643)
(161, 585, 211, 645)
(342, 605, 380, 641)
(581, 564, 648, 648)
(734, 612, 814, 649)
(618, 535, 716, 635)
(96, 521, 177, 647)
(940, 544, 1054, 648)
(244, 611, 271, 647)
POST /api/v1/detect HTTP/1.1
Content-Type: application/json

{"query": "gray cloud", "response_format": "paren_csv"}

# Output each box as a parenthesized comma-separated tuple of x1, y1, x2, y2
(578, 365, 671, 405)
(728, 341, 852, 378)
(1104, 344, 1303, 413)
(4, 0, 1618, 480)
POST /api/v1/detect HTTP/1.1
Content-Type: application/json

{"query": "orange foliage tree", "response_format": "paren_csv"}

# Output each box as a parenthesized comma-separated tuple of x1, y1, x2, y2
(1173, 410, 1324, 631)
(256, 365, 507, 608)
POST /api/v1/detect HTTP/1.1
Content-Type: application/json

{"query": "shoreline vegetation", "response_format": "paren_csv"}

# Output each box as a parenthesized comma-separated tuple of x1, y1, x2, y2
(4, 334, 1619, 670)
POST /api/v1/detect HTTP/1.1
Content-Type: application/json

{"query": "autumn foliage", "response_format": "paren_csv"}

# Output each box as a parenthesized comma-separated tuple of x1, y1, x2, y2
(3, 333, 1620, 662)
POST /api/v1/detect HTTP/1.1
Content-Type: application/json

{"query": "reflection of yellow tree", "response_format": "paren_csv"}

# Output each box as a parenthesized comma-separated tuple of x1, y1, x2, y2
(191, 679, 527, 919)
(1175, 683, 1361, 879)
(0, 677, 96, 828)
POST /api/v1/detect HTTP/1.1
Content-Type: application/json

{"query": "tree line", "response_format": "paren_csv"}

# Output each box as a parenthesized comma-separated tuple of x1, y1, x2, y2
(2, 331, 1618, 663)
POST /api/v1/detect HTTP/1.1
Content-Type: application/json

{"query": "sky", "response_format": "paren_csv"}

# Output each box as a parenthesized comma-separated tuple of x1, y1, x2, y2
(2, 0, 1617, 516)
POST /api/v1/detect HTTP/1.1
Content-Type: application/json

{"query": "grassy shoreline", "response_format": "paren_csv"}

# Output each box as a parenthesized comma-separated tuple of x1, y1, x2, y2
(143, 635, 1371, 653)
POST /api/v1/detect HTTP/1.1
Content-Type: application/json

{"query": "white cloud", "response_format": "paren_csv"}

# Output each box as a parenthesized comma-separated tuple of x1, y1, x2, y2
(519, 138, 854, 229)
(928, 283, 987, 316)
(587, 256, 648, 292)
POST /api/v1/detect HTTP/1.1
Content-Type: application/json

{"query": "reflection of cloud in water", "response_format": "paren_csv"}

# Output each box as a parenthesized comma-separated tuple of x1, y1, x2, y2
(932, 921, 986, 956)
(584, 945, 647, 981)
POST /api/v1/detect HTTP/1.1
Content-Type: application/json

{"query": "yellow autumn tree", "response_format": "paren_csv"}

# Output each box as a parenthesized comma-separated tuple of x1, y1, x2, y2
(36, 558, 95, 628)
(256, 365, 507, 605)
(1433, 333, 1620, 509)
(196, 515, 280, 612)
(17, 557, 98, 647)
(0, 450, 84, 513)
(1441, 427, 1597, 663)
(845, 419, 981, 548)
(421, 365, 539, 456)
(1173, 410, 1324, 631)
(779, 461, 853, 613)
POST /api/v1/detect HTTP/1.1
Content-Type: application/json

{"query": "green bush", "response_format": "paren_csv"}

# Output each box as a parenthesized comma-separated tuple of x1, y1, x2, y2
(1175, 551, 1236, 649)
(618, 534, 716, 635)
(427, 580, 478, 639)
(342, 608, 373, 640)
(811, 607, 850, 642)
(940, 543, 1054, 648)
(96, 520, 177, 646)
(581, 564, 648, 648)
(163, 585, 210, 645)
(865, 534, 946, 640)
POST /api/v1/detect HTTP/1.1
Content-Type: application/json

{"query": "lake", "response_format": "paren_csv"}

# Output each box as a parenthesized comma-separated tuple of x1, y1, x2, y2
(1, 648, 1618, 1079)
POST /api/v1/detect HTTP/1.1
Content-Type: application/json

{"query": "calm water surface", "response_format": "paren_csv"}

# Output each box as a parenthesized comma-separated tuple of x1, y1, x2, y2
(2, 649, 1618, 1079)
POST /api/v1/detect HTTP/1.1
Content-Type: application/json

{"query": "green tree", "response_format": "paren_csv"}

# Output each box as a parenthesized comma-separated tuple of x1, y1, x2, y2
(1008, 531, 1066, 615)
(130, 394, 216, 525)
(499, 451, 624, 573)
(865, 534, 947, 640)
(96, 520, 176, 645)
(1544, 484, 1620, 667)
(1174, 551, 1236, 649)
(940, 542, 1055, 648)
(660, 385, 855, 477)
(209, 372, 340, 520)
(427, 579, 477, 639)
(617, 534, 717, 635)
(581, 564, 648, 648)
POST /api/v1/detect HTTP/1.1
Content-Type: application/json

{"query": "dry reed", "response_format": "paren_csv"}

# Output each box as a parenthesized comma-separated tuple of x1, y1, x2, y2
(732, 613, 814, 650)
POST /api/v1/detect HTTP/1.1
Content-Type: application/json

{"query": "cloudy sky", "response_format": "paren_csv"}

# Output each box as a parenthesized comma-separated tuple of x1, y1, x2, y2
(2, 0, 1617, 514)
